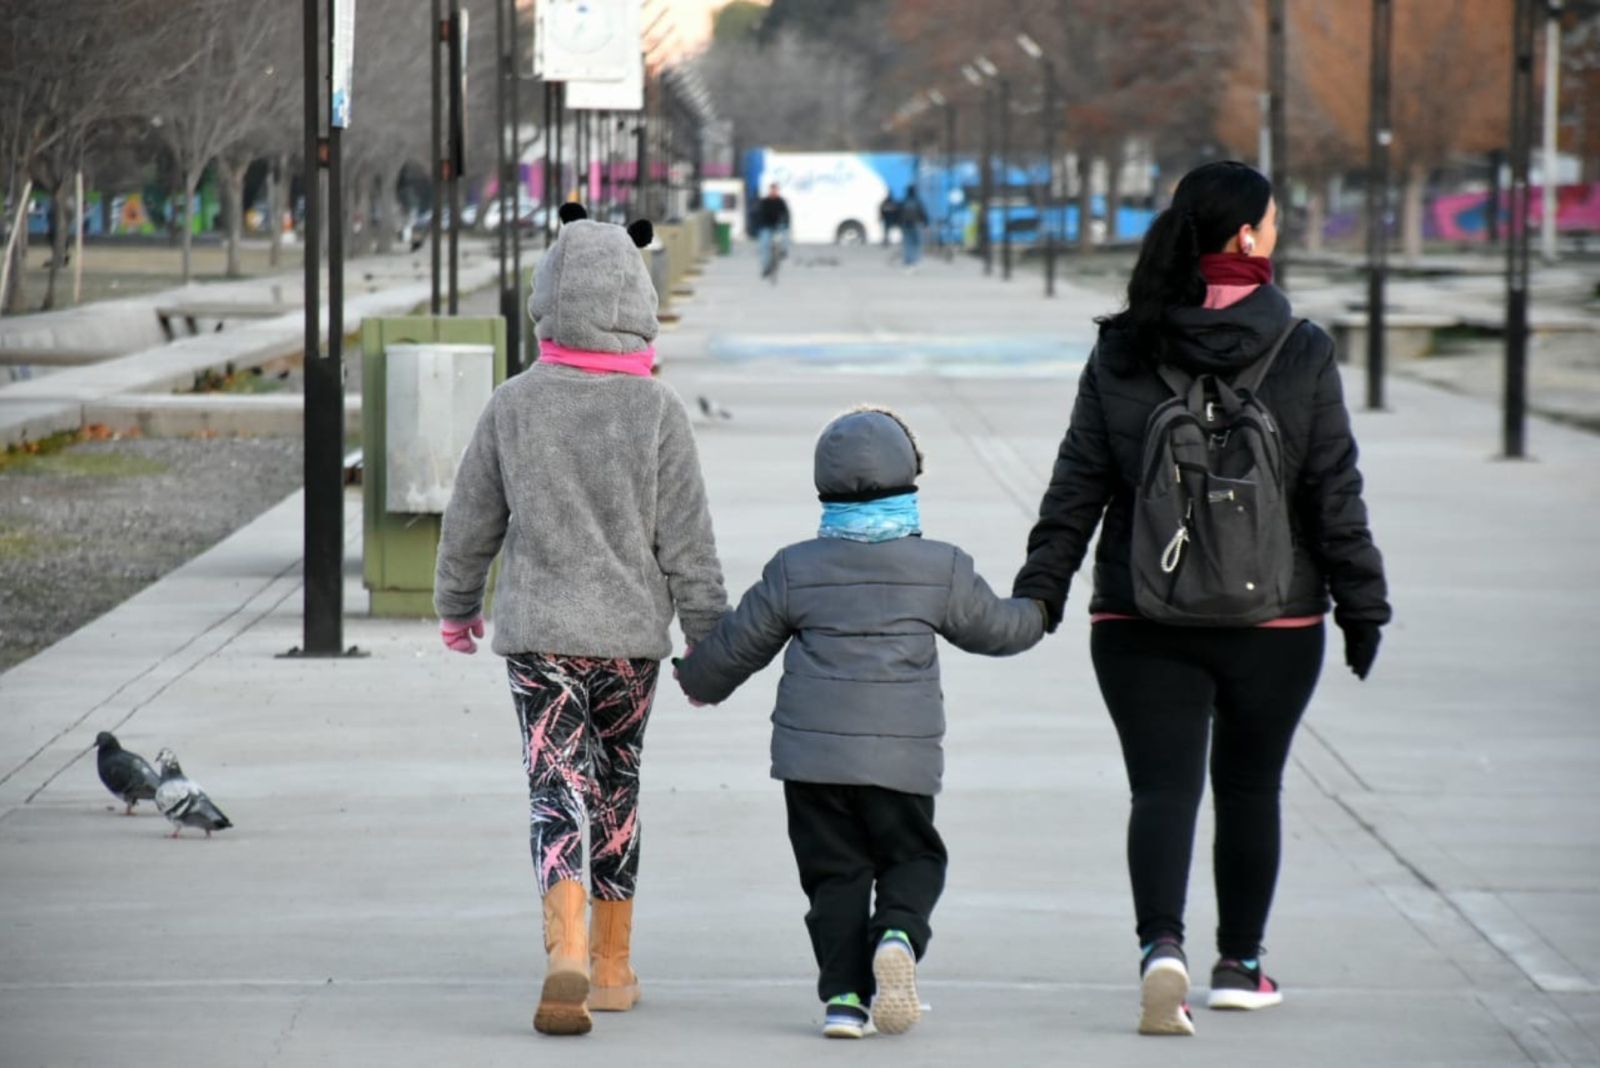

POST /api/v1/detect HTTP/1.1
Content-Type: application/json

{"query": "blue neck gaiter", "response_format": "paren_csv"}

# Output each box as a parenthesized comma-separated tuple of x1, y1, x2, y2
(818, 493, 921, 543)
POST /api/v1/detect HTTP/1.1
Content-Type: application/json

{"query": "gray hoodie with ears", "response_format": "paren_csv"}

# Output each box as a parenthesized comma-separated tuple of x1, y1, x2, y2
(677, 410, 1044, 797)
(434, 218, 726, 660)
(528, 219, 658, 354)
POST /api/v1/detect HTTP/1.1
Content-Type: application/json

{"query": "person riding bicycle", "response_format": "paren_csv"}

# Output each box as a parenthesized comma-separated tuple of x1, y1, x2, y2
(754, 183, 791, 280)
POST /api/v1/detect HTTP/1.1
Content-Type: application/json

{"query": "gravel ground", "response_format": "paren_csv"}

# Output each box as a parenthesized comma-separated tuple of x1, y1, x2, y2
(0, 437, 304, 672)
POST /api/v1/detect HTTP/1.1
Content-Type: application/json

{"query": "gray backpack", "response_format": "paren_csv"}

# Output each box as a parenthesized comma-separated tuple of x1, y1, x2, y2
(1130, 320, 1301, 626)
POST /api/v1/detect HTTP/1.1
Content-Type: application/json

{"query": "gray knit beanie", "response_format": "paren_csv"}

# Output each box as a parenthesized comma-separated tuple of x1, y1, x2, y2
(528, 216, 658, 354)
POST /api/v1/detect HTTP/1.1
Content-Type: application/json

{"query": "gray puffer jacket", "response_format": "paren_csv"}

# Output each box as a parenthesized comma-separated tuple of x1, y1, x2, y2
(677, 410, 1044, 796)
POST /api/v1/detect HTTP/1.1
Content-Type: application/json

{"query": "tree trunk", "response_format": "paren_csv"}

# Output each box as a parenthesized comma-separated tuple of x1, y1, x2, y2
(41, 182, 66, 311)
(223, 161, 245, 278)
(1402, 161, 1426, 264)
(1306, 182, 1327, 254)
(1076, 153, 1095, 253)
(180, 169, 195, 282)
(73, 168, 84, 305)
(1, 177, 33, 315)
(1104, 142, 1124, 245)
(267, 156, 282, 267)
(376, 170, 397, 255)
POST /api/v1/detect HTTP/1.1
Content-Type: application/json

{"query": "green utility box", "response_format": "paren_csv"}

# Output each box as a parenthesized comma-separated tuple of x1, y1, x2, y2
(714, 221, 732, 256)
(362, 316, 507, 618)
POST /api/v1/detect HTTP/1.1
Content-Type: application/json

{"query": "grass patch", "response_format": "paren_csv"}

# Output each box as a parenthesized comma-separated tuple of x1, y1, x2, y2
(0, 526, 53, 558)
(1, 426, 165, 477)
(191, 367, 287, 394)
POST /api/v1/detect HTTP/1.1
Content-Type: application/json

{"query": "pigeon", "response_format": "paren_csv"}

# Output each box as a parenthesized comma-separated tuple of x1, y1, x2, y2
(153, 749, 233, 839)
(94, 732, 162, 815)
(697, 395, 734, 421)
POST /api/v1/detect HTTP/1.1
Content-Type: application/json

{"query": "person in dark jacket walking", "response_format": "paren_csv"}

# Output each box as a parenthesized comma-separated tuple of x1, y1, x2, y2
(1013, 161, 1390, 1037)
(678, 407, 1045, 1040)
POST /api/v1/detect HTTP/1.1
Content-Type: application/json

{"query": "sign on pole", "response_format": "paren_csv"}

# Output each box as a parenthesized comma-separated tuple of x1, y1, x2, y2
(565, 55, 643, 111)
(331, 0, 357, 128)
(535, 0, 639, 83)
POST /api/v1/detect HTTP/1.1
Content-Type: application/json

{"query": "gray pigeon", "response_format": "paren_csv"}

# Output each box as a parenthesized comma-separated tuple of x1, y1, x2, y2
(154, 748, 233, 839)
(94, 732, 161, 815)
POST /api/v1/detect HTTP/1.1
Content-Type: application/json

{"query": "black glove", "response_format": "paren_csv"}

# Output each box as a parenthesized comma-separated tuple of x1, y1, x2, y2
(1340, 622, 1382, 681)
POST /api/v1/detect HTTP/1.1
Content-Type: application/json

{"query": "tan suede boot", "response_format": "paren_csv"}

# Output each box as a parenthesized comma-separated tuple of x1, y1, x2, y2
(589, 899, 640, 1011)
(533, 880, 592, 1036)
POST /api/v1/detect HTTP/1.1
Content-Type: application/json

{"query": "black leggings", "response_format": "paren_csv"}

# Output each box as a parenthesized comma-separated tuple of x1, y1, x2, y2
(1090, 620, 1324, 959)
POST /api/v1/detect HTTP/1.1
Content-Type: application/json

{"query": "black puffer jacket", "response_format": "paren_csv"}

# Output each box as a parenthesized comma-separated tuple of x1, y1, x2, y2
(1014, 284, 1390, 629)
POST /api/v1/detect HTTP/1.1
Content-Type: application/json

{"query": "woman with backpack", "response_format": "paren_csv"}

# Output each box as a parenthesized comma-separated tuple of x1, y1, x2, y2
(1013, 161, 1390, 1036)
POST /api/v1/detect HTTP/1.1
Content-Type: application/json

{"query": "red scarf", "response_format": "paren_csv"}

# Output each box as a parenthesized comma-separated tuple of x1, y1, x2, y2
(1199, 253, 1273, 287)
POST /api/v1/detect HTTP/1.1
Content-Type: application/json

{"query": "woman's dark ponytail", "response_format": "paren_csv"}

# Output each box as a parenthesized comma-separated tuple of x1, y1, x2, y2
(1100, 161, 1273, 370)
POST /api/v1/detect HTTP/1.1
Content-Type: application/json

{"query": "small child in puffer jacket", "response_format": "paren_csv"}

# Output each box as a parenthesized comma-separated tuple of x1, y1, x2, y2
(434, 204, 728, 1038)
(675, 407, 1046, 1040)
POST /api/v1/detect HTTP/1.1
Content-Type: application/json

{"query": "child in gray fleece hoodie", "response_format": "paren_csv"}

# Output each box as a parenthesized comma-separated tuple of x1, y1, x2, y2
(676, 408, 1045, 1040)
(434, 206, 728, 1038)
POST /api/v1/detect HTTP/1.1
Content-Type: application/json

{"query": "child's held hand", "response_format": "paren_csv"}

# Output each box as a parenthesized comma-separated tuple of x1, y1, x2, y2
(671, 653, 711, 707)
(440, 616, 485, 655)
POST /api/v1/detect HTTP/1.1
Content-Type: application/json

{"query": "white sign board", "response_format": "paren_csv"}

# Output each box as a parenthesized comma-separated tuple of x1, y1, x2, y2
(384, 344, 494, 514)
(536, 0, 639, 83)
(331, 0, 356, 128)
(565, 54, 644, 111)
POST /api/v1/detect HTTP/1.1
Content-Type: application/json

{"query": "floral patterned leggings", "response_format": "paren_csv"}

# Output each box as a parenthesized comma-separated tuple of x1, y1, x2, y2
(507, 652, 660, 901)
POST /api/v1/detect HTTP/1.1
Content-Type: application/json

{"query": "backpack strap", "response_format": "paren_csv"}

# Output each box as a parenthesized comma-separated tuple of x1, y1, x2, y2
(1234, 318, 1304, 394)
(1156, 362, 1193, 399)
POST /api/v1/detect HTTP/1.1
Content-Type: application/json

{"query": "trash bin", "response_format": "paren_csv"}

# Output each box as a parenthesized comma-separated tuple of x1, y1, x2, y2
(714, 221, 732, 256)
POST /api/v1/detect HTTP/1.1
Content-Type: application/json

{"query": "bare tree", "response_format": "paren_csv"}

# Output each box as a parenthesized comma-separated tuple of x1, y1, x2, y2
(0, 0, 159, 311)
(145, 0, 289, 282)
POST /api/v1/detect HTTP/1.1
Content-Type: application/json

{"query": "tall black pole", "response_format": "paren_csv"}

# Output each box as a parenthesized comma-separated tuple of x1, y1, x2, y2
(300, 0, 343, 655)
(1487, 148, 1505, 247)
(430, 0, 442, 313)
(1268, 0, 1290, 290)
(943, 102, 956, 253)
(1505, 0, 1538, 459)
(508, 0, 523, 373)
(980, 88, 993, 275)
(542, 82, 554, 245)
(494, 0, 508, 314)
(447, 0, 463, 314)
(555, 82, 565, 209)
(1043, 61, 1057, 298)
(1365, 0, 1392, 411)
(1000, 77, 1012, 280)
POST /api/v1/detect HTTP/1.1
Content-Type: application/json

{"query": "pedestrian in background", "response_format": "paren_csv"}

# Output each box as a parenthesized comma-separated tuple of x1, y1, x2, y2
(878, 192, 900, 246)
(898, 186, 928, 270)
(434, 208, 729, 1038)
(1013, 160, 1390, 1037)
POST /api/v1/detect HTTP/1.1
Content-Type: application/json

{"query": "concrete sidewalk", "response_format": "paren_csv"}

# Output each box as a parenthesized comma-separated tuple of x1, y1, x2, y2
(1, 245, 1596, 1066)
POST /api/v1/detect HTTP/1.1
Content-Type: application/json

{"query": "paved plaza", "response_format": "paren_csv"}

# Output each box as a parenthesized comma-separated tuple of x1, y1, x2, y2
(1, 244, 1597, 1066)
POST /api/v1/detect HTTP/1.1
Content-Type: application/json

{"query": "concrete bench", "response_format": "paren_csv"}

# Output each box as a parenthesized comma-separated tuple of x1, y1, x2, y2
(1329, 312, 1458, 362)
(155, 302, 301, 340)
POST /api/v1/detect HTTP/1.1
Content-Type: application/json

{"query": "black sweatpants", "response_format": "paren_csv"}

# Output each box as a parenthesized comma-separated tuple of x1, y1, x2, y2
(784, 781, 948, 1002)
(1090, 620, 1325, 959)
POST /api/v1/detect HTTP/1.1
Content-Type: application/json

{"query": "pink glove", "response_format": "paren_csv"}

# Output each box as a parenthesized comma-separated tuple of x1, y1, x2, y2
(440, 616, 484, 654)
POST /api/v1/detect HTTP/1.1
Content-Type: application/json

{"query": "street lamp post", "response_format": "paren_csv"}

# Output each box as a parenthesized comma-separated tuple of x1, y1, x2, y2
(962, 63, 992, 275)
(1505, 0, 1542, 459)
(999, 75, 1012, 281)
(1018, 33, 1057, 298)
(1365, 0, 1392, 411)
(1268, 0, 1290, 290)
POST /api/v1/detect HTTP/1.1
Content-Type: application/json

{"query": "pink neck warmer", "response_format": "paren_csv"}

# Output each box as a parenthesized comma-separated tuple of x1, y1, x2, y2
(538, 339, 655, 377)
